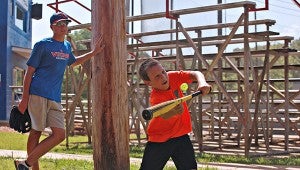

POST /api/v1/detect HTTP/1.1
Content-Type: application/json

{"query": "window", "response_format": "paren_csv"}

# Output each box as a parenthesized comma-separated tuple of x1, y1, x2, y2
(15, 4, 27, 32)
(13, 67, 24, 86)
(12, 67, 24, 104)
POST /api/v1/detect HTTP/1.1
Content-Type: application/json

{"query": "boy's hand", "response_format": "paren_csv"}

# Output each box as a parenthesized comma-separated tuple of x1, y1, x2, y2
(160, 104, 183, 119)
(198, 84, 211, 95)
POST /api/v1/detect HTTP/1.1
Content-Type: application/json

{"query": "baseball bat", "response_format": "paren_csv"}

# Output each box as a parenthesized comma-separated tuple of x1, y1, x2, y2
(142, 91, 202, 120)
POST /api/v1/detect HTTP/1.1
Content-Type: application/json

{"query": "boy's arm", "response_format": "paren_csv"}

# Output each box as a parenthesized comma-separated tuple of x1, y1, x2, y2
(190, 71, 211, 95)
(159, 71, 210, 119)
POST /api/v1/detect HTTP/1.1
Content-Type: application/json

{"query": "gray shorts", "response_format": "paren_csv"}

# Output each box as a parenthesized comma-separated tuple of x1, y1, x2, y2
(28, 95, 65, 131)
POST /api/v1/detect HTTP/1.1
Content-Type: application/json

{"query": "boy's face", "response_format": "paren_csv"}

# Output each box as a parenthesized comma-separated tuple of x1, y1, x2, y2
(144, 64, 169, 90)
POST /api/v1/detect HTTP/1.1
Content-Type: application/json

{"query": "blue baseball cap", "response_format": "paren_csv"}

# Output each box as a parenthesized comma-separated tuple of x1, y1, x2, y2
(50, 12, 71, 25)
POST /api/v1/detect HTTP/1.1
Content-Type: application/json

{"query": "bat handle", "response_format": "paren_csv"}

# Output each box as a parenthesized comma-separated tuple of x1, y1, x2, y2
(142, 109, 153, 120)
(192, 91, 202, 97)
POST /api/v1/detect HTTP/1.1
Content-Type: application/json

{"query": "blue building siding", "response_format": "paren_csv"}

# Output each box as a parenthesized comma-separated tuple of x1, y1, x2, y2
(0, 0, 33, 120)
(0, 1, 9, 120)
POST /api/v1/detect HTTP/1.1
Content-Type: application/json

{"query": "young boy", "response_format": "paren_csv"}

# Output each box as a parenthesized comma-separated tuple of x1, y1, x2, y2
(138, 58, 211, 170)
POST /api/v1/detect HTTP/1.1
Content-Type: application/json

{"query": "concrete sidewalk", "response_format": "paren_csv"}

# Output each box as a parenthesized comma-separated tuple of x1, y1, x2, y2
(1, 149, 299, 170)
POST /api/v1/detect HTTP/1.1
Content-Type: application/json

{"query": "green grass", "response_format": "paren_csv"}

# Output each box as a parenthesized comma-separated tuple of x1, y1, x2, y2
(0, 156, 216, 170)
(0, 132, 145, 158)
(51, 135, 93, 155)
(197, 152, 300, 166)
(0, 157, 144, 170)
(0, 131, 299, 169)
(0, 132, 29, 150)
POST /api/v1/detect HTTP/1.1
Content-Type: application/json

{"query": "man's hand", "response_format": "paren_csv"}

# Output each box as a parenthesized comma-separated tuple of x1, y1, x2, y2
(18, 100, 28, 114)
(71, 34, 105, 67)
(160, 104, 184, 119)
(92, 34, 105, 55)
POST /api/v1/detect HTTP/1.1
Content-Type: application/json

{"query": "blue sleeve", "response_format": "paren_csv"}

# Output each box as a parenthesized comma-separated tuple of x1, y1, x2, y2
(68, 52, 76, 66)
(27, 41, 44, 68)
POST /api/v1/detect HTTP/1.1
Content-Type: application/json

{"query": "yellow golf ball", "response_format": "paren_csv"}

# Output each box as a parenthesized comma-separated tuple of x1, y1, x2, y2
(180, 83, 188, 91)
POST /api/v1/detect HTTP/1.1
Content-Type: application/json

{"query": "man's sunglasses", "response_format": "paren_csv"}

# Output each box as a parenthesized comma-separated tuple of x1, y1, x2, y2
(52, 21, 69, 26)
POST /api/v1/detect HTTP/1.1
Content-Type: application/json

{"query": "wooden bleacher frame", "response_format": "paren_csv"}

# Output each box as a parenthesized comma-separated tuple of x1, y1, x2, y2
(63, 1, 300, 157)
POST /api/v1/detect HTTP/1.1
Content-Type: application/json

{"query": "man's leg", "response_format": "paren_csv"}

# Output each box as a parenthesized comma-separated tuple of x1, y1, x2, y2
(25, 127, 65, 169)
(27, 129, 42, 170)
(24, 95, 66, 169)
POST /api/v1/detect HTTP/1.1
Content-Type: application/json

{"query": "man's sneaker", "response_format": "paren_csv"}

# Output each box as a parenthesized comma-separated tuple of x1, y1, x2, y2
(14, 160, 30, 170)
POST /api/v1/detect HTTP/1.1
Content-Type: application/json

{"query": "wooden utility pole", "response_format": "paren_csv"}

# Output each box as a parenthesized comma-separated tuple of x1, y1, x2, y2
(91, 0, 129, 169)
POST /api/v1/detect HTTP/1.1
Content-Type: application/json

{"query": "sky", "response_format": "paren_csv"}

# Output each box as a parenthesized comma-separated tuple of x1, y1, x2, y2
(31, 0, 91, 45)
(32, 0, 300, 50)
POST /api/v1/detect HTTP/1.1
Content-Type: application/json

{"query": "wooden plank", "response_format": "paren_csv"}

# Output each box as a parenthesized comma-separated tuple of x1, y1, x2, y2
(68, 23, 91, 31)
(67, 19, 276, 40)
(127, 19, 275, 38)
(127, 49, 298, 64)
(128, 31, 279, 49)
(127, 35, 292, 52)
(126, 1, 256, 22)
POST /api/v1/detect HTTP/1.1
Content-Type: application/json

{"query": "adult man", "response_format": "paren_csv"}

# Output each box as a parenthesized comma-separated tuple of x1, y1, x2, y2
(15, 12, 105, 170)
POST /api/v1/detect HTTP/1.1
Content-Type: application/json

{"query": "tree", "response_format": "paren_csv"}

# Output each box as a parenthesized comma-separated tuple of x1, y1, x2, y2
(69, 29, 92, 50)
(291, 38, 300, 50)
(231, 40, 300, 90)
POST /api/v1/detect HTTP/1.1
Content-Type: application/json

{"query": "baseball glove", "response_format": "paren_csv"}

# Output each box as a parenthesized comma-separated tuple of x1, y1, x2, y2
(9, 106, 31, 133)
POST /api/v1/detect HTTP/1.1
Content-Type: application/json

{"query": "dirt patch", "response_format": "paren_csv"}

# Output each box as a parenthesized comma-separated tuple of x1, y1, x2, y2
(0, 126, 16, 132)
